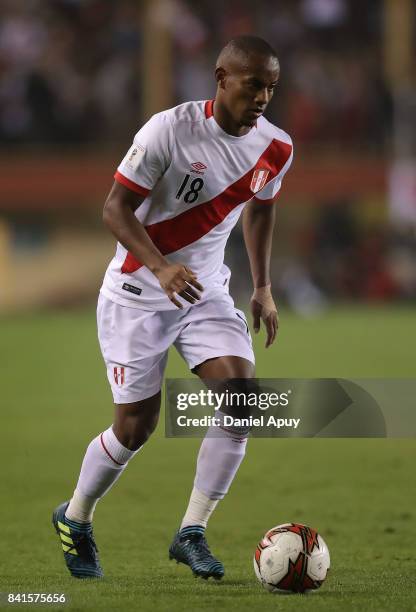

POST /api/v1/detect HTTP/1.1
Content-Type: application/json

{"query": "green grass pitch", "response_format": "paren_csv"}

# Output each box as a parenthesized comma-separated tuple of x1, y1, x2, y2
(1, 305, 415, 611)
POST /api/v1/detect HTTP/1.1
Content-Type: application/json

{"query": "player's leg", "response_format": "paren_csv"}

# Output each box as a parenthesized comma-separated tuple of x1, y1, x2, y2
(53, 295, 170, 578)
(187, 356, 254, 522)
(53, 394, 161, 579)
(65, 394, 161, 525)
(170, 298, 255, 579)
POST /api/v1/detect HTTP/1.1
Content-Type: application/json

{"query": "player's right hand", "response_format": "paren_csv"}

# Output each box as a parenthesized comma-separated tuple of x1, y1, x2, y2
(156, 263, 204, 308)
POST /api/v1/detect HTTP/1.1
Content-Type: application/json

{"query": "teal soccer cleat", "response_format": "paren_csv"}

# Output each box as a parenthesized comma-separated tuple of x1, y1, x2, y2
(52, 502, 104, 579)
(169, 525, 224, 580)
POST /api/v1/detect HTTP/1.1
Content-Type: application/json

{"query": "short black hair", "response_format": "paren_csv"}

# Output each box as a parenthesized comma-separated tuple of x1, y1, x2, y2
(217, 35, 279, 65)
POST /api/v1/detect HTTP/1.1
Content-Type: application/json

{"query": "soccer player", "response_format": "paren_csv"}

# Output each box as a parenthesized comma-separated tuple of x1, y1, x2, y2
(53, 35, 293, 579)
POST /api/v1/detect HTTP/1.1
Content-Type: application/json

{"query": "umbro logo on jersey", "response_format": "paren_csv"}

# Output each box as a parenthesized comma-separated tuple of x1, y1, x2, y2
(190, 161, 207, 175)
(250, 168, 270, 193)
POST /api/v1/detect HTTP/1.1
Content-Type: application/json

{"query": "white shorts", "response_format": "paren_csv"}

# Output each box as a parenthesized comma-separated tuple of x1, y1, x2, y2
(97, 290, 255, 403)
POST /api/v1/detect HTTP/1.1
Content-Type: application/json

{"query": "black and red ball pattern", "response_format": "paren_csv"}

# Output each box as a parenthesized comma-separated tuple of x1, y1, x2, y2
(256, 523, 324, 593)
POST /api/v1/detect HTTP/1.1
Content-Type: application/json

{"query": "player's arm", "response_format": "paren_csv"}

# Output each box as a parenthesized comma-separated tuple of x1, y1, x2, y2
(242, 198, 278, 348)
(103, 181, 203, 308)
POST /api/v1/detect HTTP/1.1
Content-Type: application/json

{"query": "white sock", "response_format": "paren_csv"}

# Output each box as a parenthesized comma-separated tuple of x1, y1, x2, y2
(193, 416, 248, 501)
(65, 489, 98, 523)
(180, 487, 219, 529)
(65, 426, 141, 523)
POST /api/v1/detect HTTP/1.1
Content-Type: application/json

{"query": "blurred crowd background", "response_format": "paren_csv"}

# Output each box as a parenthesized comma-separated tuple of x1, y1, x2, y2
(0, 0, 392, 148)
(0, 0, 415, 313)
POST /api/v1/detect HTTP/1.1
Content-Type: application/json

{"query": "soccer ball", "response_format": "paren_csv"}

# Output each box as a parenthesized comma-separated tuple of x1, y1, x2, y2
(253, 523, 330, 594)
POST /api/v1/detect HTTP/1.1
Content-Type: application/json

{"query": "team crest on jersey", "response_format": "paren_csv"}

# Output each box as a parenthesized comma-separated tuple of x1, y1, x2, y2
(114, 366, 125, 386)
(250, 168, 270, 193)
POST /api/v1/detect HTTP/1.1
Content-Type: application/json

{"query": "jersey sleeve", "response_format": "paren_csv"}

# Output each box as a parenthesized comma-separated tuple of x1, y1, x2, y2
(114, 112, 172, 197)
(255, 141, 294, 204)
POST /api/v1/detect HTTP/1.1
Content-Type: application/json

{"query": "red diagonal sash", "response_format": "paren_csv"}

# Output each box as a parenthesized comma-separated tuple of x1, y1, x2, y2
(121, 138, 292, 273)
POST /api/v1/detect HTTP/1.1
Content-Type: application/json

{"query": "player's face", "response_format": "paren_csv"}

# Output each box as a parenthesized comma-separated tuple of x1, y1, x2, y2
(225, 55, 279, 127)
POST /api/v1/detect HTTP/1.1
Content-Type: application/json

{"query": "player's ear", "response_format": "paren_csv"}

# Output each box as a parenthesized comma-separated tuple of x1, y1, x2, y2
(215, 67, 227, 89)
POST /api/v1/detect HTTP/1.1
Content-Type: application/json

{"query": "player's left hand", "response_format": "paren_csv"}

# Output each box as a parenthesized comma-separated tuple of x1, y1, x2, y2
(250, 284, 279, 348)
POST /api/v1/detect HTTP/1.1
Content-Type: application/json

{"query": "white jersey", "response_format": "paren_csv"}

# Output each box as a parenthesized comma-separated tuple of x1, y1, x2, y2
(100, 99, 293, 310)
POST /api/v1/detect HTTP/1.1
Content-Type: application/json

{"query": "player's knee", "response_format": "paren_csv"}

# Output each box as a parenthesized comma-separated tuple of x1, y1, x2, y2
(134, 410, 159, 447)
(122, 412, 159, 450)
(221, 378, 260, 423)
(114, 399, 160, 451)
